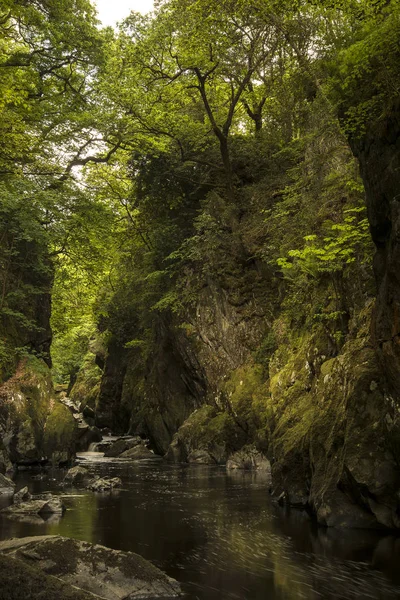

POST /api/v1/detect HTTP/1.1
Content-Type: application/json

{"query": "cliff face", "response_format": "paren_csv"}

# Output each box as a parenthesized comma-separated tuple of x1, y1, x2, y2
(92, 98, 400, 528)
(351, 101, 400, 392)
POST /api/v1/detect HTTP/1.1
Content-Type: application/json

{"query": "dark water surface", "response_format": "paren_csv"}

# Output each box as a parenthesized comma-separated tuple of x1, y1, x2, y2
(1, 455, 400, 600)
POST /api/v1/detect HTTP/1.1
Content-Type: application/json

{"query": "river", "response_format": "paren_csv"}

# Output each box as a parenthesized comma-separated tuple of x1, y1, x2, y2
(1, 454, 400, 600)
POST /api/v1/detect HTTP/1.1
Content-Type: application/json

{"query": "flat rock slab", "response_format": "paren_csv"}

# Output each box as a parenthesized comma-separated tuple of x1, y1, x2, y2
(0, 536, 181, 599)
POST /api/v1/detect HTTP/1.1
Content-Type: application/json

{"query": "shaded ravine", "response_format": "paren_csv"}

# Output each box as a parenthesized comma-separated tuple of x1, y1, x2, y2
(1, 455, 400, 600)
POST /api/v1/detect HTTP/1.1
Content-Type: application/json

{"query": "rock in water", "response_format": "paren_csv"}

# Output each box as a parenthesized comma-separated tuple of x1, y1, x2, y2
(0, 535, 182, 599)
(86, 477, 122, 492)
(103, 436, 143, 457)
(120, 445, 160, 460)
(64, 465, 91, 485)
(1, 493, 65, 516)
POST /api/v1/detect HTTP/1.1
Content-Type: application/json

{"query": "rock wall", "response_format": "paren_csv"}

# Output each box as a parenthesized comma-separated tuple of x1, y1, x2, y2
(350, 100, 400, 392)
(92, 103, 400, 529)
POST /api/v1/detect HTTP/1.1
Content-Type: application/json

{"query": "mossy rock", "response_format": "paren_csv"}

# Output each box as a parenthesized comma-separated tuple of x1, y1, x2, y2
(0, 357, 55, 463)
(43, 402, 77, 463)
(0, 536, 181, 599)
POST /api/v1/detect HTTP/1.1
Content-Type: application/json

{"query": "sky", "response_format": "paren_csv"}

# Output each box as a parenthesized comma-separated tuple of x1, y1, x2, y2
(94, 0, 154, 27)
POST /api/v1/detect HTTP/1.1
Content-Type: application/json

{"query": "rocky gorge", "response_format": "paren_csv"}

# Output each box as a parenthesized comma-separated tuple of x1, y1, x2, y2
(1, 0, 400, 598)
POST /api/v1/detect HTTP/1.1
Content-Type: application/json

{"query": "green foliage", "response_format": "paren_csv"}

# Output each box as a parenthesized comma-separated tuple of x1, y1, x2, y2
(51, 324, 96, 385)
(277, 207, 371, 277)
(223, 364, 272, 450)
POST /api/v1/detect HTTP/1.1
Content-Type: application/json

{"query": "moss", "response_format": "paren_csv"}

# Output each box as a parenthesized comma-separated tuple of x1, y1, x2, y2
(43, 402, 77, 460)
(0, 554, 93, 600)
(174, 405, 243, 458)
(70, 354, 102, 410)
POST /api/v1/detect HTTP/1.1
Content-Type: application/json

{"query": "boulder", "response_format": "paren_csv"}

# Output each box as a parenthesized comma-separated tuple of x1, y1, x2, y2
(64, 466, 91, 485)
(0, 535, 181, 599)
(0, 473, 15, 494)
(104, 437, 143, 458)
(1, 493, 65, 516)
(86, 477, 122, 492)
(120, 445, 160, 460)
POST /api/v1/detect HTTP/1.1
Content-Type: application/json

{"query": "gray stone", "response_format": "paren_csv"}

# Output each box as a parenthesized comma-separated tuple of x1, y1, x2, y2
(0, 535, 181, 599)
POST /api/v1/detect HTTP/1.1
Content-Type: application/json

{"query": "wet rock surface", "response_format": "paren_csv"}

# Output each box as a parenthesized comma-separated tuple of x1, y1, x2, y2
(0, 535, 182, 599)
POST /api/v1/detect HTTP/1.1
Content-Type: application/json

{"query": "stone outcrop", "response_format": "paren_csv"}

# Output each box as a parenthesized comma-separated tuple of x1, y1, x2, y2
(0, 536, 181, 599)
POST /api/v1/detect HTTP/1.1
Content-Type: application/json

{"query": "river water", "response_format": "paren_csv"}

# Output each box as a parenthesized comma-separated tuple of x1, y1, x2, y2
(1, 454, 400, 600)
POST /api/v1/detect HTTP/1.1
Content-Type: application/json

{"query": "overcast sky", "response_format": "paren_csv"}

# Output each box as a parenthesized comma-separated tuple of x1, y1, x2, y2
(94, 0, 154, 27)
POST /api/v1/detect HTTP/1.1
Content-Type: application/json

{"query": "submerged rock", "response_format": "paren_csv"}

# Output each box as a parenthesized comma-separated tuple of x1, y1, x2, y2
(0, 535, 182, 599)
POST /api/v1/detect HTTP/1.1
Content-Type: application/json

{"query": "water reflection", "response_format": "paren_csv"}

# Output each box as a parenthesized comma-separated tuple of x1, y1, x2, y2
(0, 461, 399, 599)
